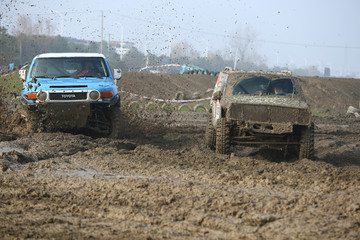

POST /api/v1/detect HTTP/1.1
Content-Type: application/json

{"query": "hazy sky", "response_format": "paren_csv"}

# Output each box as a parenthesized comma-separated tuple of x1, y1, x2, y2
(1, 0, 360, 76)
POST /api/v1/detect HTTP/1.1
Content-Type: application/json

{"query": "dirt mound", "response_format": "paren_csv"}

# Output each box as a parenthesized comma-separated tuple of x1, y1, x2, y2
(118, 72, 217, 100)
(300, 76, 360, 115)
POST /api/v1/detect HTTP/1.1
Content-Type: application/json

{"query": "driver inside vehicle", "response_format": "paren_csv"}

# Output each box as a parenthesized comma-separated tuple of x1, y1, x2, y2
(269, 79, 293, 95)
(77, 61, 98, 77)
(273, 86, 285, 95)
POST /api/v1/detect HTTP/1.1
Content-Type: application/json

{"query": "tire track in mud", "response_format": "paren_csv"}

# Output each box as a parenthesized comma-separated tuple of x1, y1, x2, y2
(2, 149, 359, 240)
(52, 167, 315, 199)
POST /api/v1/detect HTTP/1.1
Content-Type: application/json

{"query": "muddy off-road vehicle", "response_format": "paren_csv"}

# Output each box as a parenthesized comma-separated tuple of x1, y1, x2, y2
(205, 67, 314, 159)
(18, 53, 125, 138)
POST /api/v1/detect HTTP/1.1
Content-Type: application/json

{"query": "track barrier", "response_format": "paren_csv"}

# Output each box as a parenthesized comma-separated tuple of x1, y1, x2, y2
(120, 90, 211, 112)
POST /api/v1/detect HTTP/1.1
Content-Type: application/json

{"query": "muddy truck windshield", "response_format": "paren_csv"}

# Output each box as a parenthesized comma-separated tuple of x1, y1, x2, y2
(30, 57, 110, 78)
(226, 75, 294, 96)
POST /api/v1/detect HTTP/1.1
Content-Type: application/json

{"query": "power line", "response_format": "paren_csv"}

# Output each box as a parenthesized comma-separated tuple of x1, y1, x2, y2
(109, 11, 360, 50)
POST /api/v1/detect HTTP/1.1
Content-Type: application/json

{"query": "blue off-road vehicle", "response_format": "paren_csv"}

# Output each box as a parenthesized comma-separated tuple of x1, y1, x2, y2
(18, 53, 125, 138)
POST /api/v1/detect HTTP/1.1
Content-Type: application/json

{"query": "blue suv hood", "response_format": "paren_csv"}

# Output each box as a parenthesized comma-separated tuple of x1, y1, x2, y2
(27, 77, 115, 90)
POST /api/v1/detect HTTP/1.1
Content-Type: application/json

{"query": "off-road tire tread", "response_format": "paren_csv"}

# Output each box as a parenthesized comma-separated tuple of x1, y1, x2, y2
(205, 115, 216, 149)
(107, 106, 125, 139)
(299, 122, 314, 159)
(215, 118, 230, 154)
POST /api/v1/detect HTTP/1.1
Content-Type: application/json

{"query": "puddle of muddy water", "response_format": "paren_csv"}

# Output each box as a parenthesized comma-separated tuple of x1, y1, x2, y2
(0, 143, 25, 154)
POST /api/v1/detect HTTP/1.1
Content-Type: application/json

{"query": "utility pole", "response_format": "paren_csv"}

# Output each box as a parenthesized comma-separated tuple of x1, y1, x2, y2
(167, 35, 172, 58)
(115, 22, 124, 61)
(19, 38, 22, 65)
(204, 40, 209, 58)
(343, 44, 348, 77)
(53, 10, 64, 36)
(100, 11, 103, 54)
(233, 48, 239, 70)
(120, 25, 124, 61)
(168, 43, 171, 58)
(146, 50, 149, 67)
(107, 34, 111, 52)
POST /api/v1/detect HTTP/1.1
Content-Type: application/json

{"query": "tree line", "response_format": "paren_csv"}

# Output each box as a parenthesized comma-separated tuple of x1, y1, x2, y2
(0, 25, 321, 76)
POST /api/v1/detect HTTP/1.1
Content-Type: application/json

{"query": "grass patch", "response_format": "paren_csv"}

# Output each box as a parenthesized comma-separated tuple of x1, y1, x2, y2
(162, 104, 176, 111)
(179, 105, 192, 112)
(194, 107, 207, 112)
(189, 100, 210, 108)
(129, 102, 143, 110)
(146, 104, 158, 111)
(0, 71, 23, 104)
(312, 108, 332, 117)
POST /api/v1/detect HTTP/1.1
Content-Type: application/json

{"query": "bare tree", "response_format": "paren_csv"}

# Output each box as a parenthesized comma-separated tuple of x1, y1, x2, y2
(170, 40, 199, 61)
(14, 15, 33, 36)
(33, 18, 55, 36)
(44, 19, 55, 36)
(12, 15, 55, 36)
(123, 47, 145, 71)
(228, 25, 258, 69)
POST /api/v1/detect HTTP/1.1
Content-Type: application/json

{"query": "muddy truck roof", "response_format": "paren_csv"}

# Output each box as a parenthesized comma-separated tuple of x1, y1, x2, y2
(222, 67, 293, 77)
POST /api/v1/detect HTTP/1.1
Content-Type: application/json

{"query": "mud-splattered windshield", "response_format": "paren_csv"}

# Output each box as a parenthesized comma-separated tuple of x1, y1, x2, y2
(232, 76, 270, 95)
(30, 57, 110, 79)
(227, 75, 294, 96)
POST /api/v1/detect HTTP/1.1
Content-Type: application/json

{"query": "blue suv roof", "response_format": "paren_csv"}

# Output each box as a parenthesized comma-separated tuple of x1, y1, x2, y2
(35, 53, 106, 59)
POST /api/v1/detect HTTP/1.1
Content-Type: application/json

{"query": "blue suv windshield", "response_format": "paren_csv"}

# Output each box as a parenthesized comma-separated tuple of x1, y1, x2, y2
(30, 57, 110, 79)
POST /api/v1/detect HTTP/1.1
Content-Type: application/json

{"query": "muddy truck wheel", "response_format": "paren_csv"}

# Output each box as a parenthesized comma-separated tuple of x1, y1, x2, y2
(107, 106, 125, 139)
(215, 118, 230, 154)
(205, 115, 216, 149)
(11, 106, 39, 134)
(299, 122, 315, 159)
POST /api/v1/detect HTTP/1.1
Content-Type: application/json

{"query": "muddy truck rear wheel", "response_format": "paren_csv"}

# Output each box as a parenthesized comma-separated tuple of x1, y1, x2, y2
(205, 115, 216, 149)
(299, 122, 315, 159)
(215, 118, 231, 154)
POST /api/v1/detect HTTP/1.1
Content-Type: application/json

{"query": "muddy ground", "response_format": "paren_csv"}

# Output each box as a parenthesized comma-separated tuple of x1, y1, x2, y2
(0, 73, 360, 239)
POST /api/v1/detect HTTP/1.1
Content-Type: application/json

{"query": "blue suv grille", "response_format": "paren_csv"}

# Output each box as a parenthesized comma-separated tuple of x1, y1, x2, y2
(49, 92, 87, 101)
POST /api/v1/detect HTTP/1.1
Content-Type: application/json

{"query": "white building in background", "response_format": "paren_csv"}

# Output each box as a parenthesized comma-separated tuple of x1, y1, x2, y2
(110, 41, 134, 60)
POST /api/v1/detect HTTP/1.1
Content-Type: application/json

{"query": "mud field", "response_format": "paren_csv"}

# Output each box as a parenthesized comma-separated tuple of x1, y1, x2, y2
(0, 72, 360, 239)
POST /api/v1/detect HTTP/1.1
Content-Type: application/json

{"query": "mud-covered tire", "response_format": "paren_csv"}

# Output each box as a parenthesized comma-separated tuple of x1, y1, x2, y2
(174, 91, 185, 100)
(299, 122, 314, 159)
(215, 118, 230, 154)
(107, 106, 125, 139)
(205, 115, 216, 149)
(194, 104, 208, 112)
